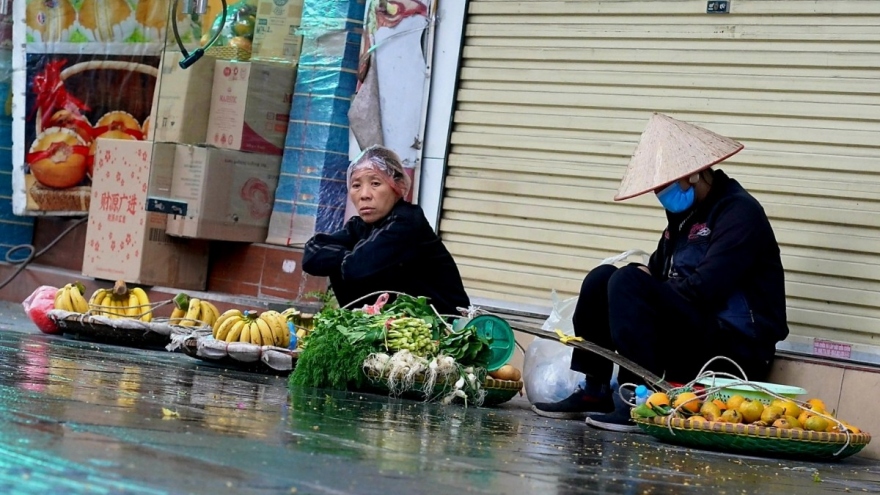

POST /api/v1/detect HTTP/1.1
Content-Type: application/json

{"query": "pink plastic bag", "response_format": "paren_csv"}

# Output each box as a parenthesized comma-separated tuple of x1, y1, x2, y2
(23, 286, 61, 334)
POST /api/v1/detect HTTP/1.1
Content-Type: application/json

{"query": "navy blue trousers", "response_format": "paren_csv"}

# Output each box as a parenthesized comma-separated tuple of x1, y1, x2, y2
(569, 264, 771, 386)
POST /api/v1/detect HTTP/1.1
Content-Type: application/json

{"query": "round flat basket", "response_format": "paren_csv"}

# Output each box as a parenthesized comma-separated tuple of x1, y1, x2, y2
(696, 377, 806, 404)
(50, 310, 173, 349)
(364, 373, 522, 407)
(633, 414, 871, 461)
(181, 336, 298, 376)
(465, 315, 516, 371)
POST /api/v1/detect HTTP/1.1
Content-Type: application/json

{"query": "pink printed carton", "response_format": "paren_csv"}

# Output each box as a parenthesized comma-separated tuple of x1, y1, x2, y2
(82, 138, 209, 289)
(205, 60, 295, 155)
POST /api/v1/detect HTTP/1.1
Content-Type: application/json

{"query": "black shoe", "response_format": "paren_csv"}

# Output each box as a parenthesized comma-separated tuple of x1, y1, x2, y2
(531, 382, 614, 419)
(585, 388, 643, 433)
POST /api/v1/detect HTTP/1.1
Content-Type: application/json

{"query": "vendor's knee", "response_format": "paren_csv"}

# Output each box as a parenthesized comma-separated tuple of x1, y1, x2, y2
(580, 264, 617, 293)
(607, 264, 651, 296)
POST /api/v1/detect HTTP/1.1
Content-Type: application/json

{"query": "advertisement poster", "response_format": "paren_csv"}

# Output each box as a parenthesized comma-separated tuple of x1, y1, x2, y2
(12, 0, 200, 215)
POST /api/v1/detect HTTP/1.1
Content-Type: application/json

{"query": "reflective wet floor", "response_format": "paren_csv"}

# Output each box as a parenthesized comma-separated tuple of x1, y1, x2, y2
(0, 309, 879, 494)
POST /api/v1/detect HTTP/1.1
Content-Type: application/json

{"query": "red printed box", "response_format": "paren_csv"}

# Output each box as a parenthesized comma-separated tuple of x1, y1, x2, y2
(206, 60, 295, 155)
(82, 138, 209, 289)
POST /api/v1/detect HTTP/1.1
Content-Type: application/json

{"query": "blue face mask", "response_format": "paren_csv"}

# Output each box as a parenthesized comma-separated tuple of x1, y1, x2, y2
(656, 182, 695, 213)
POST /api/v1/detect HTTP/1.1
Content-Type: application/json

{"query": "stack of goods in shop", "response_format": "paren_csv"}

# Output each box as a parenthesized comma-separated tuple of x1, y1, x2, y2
(180, 307, 304, 373)
(289, 294, 523, 407)
(145, 0, 303, 245)
(630, 376, 871, 460)
(266, 0, 365, 246)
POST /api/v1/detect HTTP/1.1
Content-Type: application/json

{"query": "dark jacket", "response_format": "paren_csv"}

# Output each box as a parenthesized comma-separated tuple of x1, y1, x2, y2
(647, 170, 789, 360)
(302, 200, 470, 316)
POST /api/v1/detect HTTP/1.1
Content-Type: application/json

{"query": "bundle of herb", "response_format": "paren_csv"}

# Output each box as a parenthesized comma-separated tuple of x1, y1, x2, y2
(289, 308, 385, 390)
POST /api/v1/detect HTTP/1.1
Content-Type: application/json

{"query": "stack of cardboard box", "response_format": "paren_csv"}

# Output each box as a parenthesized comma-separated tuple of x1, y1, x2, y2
(83, 0, 303, 288)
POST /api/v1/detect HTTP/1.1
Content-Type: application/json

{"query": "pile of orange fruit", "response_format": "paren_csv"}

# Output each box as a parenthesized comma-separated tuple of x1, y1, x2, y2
(640, 390, 861, 434)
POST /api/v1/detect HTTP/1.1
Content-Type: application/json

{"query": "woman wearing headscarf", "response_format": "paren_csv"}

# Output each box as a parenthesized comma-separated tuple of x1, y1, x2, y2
(302, 145, 470, 316)
(532, 114, 789, 432)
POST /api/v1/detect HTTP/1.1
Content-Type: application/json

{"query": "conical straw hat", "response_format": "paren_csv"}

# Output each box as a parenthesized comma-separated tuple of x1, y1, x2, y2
(614, 113, 744, 201)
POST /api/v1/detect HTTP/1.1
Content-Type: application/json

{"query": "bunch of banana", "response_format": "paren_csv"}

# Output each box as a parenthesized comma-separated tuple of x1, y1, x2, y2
(169, 294, 220, 327)
(87, 280, 152, 321)
(53, 282, 89, 313)
(385, 317, 437, 356)
(213, 309, 290, 347)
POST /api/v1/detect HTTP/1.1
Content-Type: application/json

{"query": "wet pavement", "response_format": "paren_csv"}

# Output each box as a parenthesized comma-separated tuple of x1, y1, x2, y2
(0, 301, 879, 494)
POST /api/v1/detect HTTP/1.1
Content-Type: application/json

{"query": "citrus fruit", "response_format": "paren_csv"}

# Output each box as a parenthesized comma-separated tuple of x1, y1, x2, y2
(700, 401, 723, 421)
(760, 405, 784, 424)
(726, 394, 746, 411)
(646, 392, 670, 408)
(772, 417, 793, 429)
(673, 392, 702, 413)
(783, 415, 802, 429)
(777, 400, 802, 418)
(719, 409, 743, 424)
(804, 416, 829, 432)
(806, 398, 827, 413)
(797, 410, 813, 426)
(738, 400, 764, 424)
(712, 399, 728, 411)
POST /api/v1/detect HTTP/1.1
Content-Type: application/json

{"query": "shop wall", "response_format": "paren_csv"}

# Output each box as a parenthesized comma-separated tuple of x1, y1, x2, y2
(438, 0, 880, 354)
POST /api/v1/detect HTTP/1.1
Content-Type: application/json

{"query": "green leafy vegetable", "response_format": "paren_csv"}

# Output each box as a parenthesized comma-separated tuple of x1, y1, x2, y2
(439, 325, 493, 368)
(289, 308, 385, 390)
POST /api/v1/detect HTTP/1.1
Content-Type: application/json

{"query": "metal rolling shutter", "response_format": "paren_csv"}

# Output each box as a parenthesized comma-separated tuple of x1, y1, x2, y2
(440, 0, 880, 347)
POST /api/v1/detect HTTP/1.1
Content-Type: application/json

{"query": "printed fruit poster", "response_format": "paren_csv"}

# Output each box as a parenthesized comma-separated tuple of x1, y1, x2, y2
(11, 0, 202, 214)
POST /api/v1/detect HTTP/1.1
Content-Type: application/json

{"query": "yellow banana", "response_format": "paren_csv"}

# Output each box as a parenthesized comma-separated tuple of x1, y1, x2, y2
(126, 293, 140, 318)
(55, 285, 74, 312)
(254, 317, 273, 347)
(170, 307, 186, 324)
(212, 309, 242, 338)
(130, 287, 151, 322)
(240, 320, 252, 344)
(225, 319, 246, 342)
(68, 284, 89, 313)
(200, 301, 219, 327)
(259, 312, 286, 347)
(112, 296, 125, 319)
(99, 293, 115, 318)
(182, 297, 202, 327)
(88, 288, 105, 306)
(214, 316, 239, 341)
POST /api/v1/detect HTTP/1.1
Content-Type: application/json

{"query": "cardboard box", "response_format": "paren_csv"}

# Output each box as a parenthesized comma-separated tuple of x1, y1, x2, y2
(252, 0, 304, 63)
(147, 50, 215, 144)
(206, 60, 296, 155)
(83, 139, 209, 290)
(165, 145, 282, 242)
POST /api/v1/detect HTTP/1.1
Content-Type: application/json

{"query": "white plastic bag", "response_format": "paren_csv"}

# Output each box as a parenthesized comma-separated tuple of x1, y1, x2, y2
(522, 250, 651, 405)
(523, 291, 584, 404)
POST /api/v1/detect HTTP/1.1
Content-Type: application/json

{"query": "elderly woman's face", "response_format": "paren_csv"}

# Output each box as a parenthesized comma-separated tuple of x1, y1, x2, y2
(349, 170, 399, 223)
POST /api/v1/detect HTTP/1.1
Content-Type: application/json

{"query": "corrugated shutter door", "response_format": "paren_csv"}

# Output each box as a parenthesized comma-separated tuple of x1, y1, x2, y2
(441, 0, 880, 346)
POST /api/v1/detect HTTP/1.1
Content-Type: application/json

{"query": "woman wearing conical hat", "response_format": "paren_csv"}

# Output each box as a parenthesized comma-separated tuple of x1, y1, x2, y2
(533, 114, 789, 432)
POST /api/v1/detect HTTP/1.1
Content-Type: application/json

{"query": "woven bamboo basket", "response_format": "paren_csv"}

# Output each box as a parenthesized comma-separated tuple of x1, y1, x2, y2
(48, 307, 198, 349)
(364, 370, 523, 407)
(633, 413, 871, 461)
(29, 60, 158, 211)
(181, 336, 299, 375)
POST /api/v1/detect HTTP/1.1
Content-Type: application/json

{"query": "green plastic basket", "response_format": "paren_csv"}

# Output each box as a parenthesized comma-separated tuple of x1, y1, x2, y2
(696, 377, 806, 404)
(633, 414, 871, 461)
(454, 315, 516, 372)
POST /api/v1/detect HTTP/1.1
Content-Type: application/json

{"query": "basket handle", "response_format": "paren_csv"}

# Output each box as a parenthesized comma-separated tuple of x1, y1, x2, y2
(60, 60, 159, 80)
